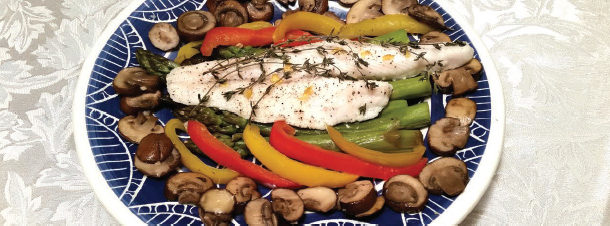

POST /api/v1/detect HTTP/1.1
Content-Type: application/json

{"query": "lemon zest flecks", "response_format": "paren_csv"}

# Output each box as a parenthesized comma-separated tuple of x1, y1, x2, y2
(382, 54, 395, 61)
(298, 86, 314, 102)
(283, 65, 293, 73)
(243, 88, 253, 99)
(359, 50, 371, 58)
(270, 73, 283, 84)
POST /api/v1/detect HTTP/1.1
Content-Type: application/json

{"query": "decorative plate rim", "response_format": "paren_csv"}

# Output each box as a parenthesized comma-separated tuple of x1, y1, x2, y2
(72, 0, 505, 225)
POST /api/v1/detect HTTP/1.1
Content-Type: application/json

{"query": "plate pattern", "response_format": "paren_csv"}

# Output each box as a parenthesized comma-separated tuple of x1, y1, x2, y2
(84, 0, 492, 224)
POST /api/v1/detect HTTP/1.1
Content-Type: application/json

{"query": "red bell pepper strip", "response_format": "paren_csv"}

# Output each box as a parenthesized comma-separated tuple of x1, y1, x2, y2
(187, 120, 300, 188)
(200, 27, 276, 56)
(269, 121, 428, 180)
(274, 30, 322, 47)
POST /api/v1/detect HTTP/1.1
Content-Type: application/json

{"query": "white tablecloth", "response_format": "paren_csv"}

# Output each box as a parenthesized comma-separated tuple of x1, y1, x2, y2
(0, 0, 608, 224)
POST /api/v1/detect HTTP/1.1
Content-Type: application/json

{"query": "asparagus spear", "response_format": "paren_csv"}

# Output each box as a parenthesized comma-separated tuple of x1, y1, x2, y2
(389, 75, 432, 100)
(135, 48, 180, 81)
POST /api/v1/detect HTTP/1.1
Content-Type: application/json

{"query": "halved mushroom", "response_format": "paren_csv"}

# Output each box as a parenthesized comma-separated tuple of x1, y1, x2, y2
(297, 187, 337, 213)
(418, 157, 469, 196)
(177, 11, 216, 42)
(381, 0, 417, 15)
(117, 112, 164, 143)
(134, 134, 181, 178)
(149, 23, 180, 51)
(407, 4, 450, 30)
(433, 68, 478, 96)
(383, 174, 427, 213)
(226, 177, 261, 214)
(165, 172, 215, 205)
(299, 0, 329, 14)
(462, 58, 483, 80)
(419, 31, 451, 44)
(323, 11, 345, 24)
(271, 189, 304, 222)
(337, 180, 377, 216)
(346, 0, 383, 24)
(112, 67, 159, 96)
(355, 196, 385, 218)
(214, 0, 248, 27)
(445, 98, 477, 126)
(245, 198, 278, 226)
(199, 189, 235, 225)
(428, 117, 469, 156)
(339, 0, 359, 5)
(120, 90, 162, 115)
(246, 0, 274, 21)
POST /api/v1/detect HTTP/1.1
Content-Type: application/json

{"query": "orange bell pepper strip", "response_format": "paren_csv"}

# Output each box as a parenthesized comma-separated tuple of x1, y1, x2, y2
(164, 119, 239, 184)
(243, 124, 358, 188)
(327, 125, 426, 167)
(187, 120, 300, 188)
(200, 26, 276, 56)
(272, 11, 343, 42)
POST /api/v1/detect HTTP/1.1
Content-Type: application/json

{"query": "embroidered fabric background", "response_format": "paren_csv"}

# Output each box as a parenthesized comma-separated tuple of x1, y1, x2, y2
(0, 0, 608, 224)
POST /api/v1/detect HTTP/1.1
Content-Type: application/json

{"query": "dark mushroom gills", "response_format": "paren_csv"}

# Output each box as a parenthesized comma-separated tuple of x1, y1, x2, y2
(177, 11, 216, 42)
(165, 172, 215, 204)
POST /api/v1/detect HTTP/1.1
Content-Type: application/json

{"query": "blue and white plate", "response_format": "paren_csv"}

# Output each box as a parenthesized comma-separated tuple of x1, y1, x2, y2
(73, 0, 505, 224)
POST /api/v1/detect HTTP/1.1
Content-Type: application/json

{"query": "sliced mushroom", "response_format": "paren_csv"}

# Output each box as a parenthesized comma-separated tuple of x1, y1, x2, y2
(339, 0, 359, 5)
(214, 0, 248, 27)
(433, 68, 478, 96)
(381, 0, 417, 15)
(299, 0, 328, 14)
(245, 198, 278, 226)
(149, 23, 180, 51)
(117, 112, 164, 143)
(297, 187, 337, 213)
(246, 1, 274, 21)
(120, 90, 161, 115)
(165, 172, 215, 204)
(419, 31, 451, 44)
(355, 196, 385, 218)
(462, 58, 483, 80)
(445, 98, 477, 126)
(346, 0, 383, 24)
(226, 177, 261, 214)
(134, 148, 180, 178)
(382, 174, 427, 213)
(271, 189, 304, 222)
(337, 180, 377, 216)
(177, 11, 216, 42)
(419, 157, 469, 196)
(112, 67, 159, 96)
(428, 117, 469, 156)
(199, 189, 235, 225)
(323, 11, 345, 24)
(407, 4, 450, 30)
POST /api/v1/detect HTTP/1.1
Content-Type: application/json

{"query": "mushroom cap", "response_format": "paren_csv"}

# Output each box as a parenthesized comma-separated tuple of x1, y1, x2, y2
(246, 2, 274, 22)
(427, 117, 470, 156)
(299, 0, 329, 14)
(382, 174, 428, 213)
(245, 198, 278, 226)
(117, 112, 164, 144)
(418, 157, 469, 196)
(136, 133, 174, 163)
(214, 0, 248, 27)
(165, 172, 215, 204)
(134, 148, 181, 178)
(177, 11, 216, 42)
(355, 196, 385, 218)
(407, 4, 449, 30)
(297, 186, 337, 213)
(445, 98, 477, 126)
(271, 188, 304, 222)
(381, 0, 417, 15)
(338, 180, 377, 216)
(148, 23, 180, 51)
(433, 68, 478, 96)
(112, 67, 159, 96)
(419, 31, 452, 44)
(199, 189, 236, 215)
(346, 0, 383, 24)
(119, 90, 161, 115)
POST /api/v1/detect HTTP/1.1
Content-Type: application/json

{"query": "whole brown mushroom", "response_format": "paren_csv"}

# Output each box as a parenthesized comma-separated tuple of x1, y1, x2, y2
(112, 67, 159, 96)
(177, 11, 216, 42)
(165, 172, 215, 204)
(299, 0, 329, 14)
(418, 157, 469, 196)
(246, 0, 274, 21)
(214, 0, 249, 27)
(346, 0, 383, 24)
(117, 112, 164, 144)
(134, 133, 181, 178)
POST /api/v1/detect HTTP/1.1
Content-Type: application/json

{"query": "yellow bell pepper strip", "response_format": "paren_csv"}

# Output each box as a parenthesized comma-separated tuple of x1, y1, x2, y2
(237, 21, 273, 30)
(272, 11, 344, 42)
(337, 14, 434, 39)
(164, 119, 239, 184)
(187, 120, 300, 188)
(327, 125, 426, 167)
(174, 40, 202, 64)
(243, 124, 359, 188)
